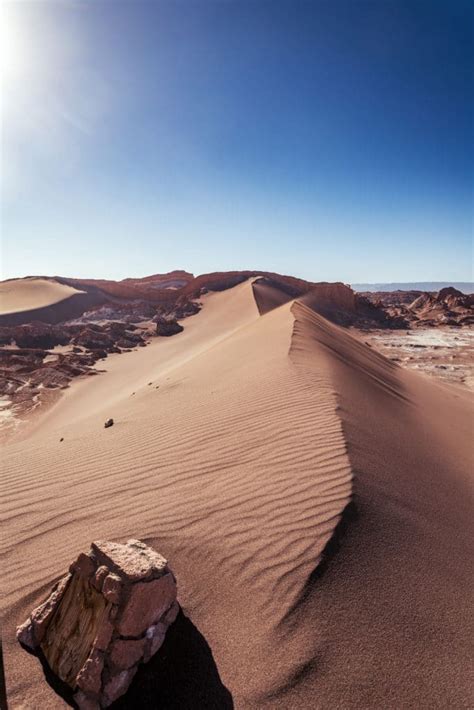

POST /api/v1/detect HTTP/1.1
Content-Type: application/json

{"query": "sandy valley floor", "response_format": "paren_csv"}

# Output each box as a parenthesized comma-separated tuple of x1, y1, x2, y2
(365, 327, 474, 390)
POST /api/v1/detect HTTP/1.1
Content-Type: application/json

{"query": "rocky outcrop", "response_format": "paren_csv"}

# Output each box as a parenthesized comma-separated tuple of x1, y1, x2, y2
(301, 282, 356, 321)
(154, 316, 184, 337)
(62, 271, 194, 303)
(76, 302, 158, 323)
(154, 298, 201, 321)
(0, 321, 148, 353)
(72, 328, 119, 353)
(17, 540, 179, 709)
(0, 346, 98, 424)
(0, 320, 154, 428)
(359, 290, 425, 306)
(0, 322, 70, 349)
(355, 287, 474, 328)
(408, 287, 474, 326)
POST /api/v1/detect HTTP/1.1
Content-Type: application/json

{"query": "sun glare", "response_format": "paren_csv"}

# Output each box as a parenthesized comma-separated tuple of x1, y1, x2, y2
(0, 5, 26, 85)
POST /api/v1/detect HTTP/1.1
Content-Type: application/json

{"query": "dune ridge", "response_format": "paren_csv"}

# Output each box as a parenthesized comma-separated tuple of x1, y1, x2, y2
(2, 279, 473, 708)
(279, 300, 474, 708)
(0, 278, 85, 315)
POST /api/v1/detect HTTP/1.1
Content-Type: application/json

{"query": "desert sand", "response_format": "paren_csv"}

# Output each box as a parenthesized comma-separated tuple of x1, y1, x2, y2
(0, 278, 84, 316)
(2, 279, 473, 708)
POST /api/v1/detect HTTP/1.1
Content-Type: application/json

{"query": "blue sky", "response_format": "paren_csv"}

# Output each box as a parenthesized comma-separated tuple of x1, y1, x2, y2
(2, 0, 473, 283)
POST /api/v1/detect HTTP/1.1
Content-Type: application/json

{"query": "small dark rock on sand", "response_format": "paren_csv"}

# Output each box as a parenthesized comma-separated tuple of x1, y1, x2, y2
(104, 418, 114, 429)
(154, 316, 184, 337)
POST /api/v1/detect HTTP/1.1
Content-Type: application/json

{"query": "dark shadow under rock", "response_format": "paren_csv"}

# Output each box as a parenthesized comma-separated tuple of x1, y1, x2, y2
(111, 610, 233, 709)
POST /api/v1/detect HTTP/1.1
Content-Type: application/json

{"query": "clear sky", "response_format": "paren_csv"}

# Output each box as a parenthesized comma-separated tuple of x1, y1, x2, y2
(1, 0, 473, 283)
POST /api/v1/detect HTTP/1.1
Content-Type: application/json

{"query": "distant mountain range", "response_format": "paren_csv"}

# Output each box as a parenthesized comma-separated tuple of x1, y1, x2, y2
(352, 282, 473, 294)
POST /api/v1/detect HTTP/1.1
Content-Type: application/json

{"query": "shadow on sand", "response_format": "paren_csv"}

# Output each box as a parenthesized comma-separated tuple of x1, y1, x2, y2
(111, 611, 233, 709)
(32, 610, 233, 709)
(278, 499, 358, 628)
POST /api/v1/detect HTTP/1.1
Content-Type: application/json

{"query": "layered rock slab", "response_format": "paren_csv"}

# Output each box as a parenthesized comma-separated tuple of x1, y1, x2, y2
(17, 540, 178, 709)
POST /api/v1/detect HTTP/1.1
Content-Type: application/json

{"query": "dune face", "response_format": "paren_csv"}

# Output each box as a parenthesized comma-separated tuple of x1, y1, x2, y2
(0, 278, 108, 327)
(0, 278, 85, 315)
(2, 280, 473, 708)
(288, 302, 474, 708)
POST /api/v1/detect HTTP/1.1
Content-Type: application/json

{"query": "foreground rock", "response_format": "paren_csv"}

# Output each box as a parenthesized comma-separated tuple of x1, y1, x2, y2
(17, 540, 179, 709)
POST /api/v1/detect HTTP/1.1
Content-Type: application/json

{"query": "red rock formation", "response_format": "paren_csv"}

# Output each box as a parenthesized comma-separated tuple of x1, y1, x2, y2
(357, 287, 474, 327)
(60, 271, 194, 302)
(408, 287, 474, 326)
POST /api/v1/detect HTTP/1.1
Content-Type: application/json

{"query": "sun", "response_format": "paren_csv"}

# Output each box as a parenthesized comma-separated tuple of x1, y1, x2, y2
(0, 3, 26, 86)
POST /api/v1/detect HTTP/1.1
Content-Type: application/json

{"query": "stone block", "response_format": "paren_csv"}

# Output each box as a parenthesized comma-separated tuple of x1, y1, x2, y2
(17, 539, 178, 708)
(117, 572, 177, 636)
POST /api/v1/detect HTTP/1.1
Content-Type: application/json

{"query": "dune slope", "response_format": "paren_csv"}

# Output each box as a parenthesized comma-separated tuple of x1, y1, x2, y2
(0, 278, 107, 326)
(280, 301, 474, 708)
(0, 278, 84, 315)
(1, 280, 472, 709)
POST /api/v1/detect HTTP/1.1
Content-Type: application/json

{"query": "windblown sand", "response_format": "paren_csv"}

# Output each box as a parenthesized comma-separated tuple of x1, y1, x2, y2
(0, 278, 84, 316)
(2, 280, 473, 708)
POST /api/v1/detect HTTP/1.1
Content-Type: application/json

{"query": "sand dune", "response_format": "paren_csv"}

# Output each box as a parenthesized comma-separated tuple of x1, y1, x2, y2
(2, 279, 473, 708)
(252, 278, 293, 314)
(0, 277, 105, 326)
(0, 278, 84, 315)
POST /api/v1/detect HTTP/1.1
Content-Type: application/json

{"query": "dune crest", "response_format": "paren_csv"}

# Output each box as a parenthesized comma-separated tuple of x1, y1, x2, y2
(0, 278, 85, 315)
